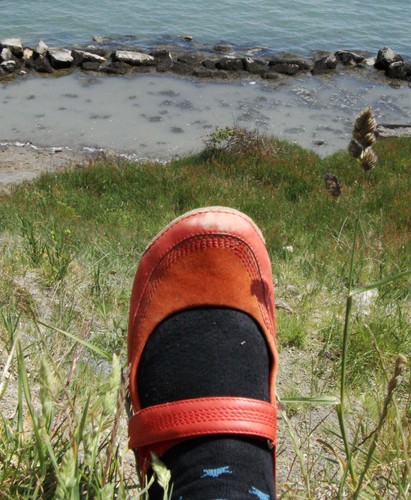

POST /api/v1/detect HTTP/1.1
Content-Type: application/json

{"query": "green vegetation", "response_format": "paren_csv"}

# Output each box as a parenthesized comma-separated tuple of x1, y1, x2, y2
(0, 126, 410, 498)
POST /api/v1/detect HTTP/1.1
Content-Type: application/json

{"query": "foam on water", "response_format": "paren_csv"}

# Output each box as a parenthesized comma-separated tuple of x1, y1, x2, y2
(1, 72, 409, 159)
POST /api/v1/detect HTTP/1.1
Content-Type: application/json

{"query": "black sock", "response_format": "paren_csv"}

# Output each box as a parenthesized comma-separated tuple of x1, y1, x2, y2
(138, 308, 275, 499)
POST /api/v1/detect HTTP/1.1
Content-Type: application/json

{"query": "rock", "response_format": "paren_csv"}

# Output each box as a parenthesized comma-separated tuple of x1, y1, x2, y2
(1, 60, 16, 73)
(213, 44, 232, 53)
(216, 57, 244, 71)
(261, 71, 281, 81)
(150, 50, 173, 72)
(202, 59, 217, 70)
(374, 47, 403, 70)
(192, 67, 219, 78)
(81, 61, 102, 71)
(29, 55, 53, 73)
(36, 40, 48, 56)
(243, 57, 268, 75)
(170, 61, 195, 76)
(269, 62, 300, 76)
(269, 58, 310, 74)
(72, 49, 106, 66)
(385, 61, 411, 80)
(1, 48, 13, 62)
(99, 61, 129, 75)
(23, 48, 34, 60)
(112, 50, 155, 66)
(92, 35, 113, 44)
(48, 48, 74, 69)
(376, 123, 411, 138)
(311, 54, 337, 74)
(1, 38, 23, 58)
(335, 50, 366, 66)
(182, 35, 193, 41)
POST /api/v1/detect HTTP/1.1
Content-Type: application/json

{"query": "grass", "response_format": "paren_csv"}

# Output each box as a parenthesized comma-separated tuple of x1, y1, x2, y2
(0, 129, 410, 498)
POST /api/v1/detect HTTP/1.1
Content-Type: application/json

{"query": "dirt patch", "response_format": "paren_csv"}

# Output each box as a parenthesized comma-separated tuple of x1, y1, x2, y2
(0, 142, 102, 191)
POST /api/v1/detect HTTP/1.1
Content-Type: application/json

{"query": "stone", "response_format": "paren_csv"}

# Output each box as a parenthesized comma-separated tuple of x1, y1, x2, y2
(1, 48, 13, 62)
(113, 50, 155, 66)
(269, 58, 310, 72)
(311, 54, 337, 74)
(1, 60, 16, 73)
(36, 40, 48, 56)
(1, 38, 23, 58)
(170, 61, 195, 76)
(385, 61, 411, 80)
(335, 50, 366, 66)
(92, 35, 113, 44)
(72, 49, 106, 66)
(374, 47, 403, 70)
(182, 35, 193, 41)
(23, 48, 34, 60)
(261, 71, 280, 81)
(213, 44, 232, 53)
(48, 48, 74, 69)
(100, 61, 129, 75)
(243, 57, 267, 75)
(81, 61, 102, 71)
(29, 55, 53, 73)
(215, 57, 244, 71)
(202, 59, 217, 70)
(269, 61, 300, 76)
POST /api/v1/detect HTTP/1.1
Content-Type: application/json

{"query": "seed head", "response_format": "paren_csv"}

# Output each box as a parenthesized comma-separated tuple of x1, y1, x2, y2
(360, 147, 378, 171)
(353, 107, 377, 148)
(324, 173, 341, 196)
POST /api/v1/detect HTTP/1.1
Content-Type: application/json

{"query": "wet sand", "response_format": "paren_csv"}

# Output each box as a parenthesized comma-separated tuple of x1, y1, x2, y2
(0, 69, 410, 186)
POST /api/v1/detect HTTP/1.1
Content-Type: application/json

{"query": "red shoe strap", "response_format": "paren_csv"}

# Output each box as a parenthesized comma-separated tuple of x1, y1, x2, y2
(129, 396, 277, 450)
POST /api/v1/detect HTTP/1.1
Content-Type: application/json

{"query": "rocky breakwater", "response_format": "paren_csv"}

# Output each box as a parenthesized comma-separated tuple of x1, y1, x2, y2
(0, 37, 410, 85)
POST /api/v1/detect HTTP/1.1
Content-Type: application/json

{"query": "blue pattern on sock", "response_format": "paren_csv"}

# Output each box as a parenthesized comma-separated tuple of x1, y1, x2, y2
(249, 486, 270, 500)
(201, 466, 233, 478)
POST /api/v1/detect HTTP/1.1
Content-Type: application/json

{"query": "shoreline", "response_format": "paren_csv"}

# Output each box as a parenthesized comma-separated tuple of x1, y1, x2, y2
(1, 36, 411, 85)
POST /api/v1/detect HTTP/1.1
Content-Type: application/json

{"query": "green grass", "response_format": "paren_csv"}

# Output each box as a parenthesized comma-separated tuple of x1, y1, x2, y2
(0, 132, 410, 497)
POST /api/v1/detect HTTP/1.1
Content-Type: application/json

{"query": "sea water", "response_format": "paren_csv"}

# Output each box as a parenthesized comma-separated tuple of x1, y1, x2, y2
(1, 0, 410, 56)
(0, 1, 410, 159)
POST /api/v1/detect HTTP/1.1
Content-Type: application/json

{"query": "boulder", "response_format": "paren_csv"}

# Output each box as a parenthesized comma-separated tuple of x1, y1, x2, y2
(48, 48, 74, 69)
(28, 55, 53, 73)
(100, 61, 129, 75)
(1, 60, 16, 73)
(216, 57, 244, 71)
(269, 58, 310, 73)
(311, 54, 337, 74)
(170, 61, 195, 76)
(1, 47, 13, 62)
(243, 57, 268, 75)
(213, 44, 232, 53)
(151, 50, 173, 72)
(81, 61, 102, 71)
(261, 71, 280, 81)
(36, 40, 48, 56)
(72, 49, 106, 66)
(23, 48, 34, 60)
(335, 50, 366, 66)
(112, 50, 155, 66)
(1, 38, 23, 58)
(385, 61, 411, 80)
(202, 59, 217, 70)
(374, 47, 403, 70)
(269, 61, 300, 76)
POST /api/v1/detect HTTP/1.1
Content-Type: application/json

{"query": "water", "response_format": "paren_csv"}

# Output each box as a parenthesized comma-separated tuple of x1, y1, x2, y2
(1, 72, 410, 159)
(1, 0, 410, 56)
(1, 1, 410, 161)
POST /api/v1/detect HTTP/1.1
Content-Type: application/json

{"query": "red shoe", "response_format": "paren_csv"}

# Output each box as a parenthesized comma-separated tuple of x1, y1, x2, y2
(128, 207, 278, 475)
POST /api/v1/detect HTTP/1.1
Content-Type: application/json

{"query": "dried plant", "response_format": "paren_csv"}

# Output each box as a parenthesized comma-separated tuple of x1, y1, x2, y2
(349, 108, 378, 171)
(324, 173, 342, 197)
